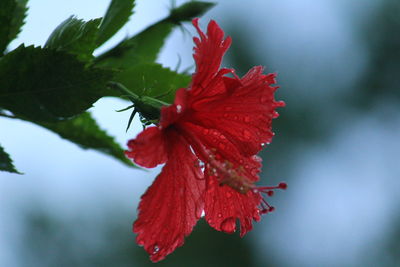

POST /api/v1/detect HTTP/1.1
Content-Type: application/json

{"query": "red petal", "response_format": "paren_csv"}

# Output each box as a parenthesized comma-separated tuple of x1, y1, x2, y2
(125, 126, 168, 168)
(204, 173, 261, 237)
(189, 66, 283, 156)
(190, 68, 234, 108)
(191, 19, 232, 96)
(180, 122, 262, 183)
(176, 123, 263, 234)
(159, 88, 188, 129)
(133, 130, 205, 262)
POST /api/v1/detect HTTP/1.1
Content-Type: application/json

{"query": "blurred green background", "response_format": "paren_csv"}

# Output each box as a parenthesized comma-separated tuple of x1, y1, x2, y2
(1, 0, 400, 266)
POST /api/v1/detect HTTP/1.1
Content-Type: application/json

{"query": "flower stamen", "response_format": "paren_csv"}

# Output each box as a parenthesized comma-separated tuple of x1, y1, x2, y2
(206, 157, 254, 194)
(253, 182, 287, 213)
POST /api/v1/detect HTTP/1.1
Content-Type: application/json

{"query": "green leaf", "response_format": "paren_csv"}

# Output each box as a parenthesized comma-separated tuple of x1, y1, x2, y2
(0, 143, 21, 174)
(112, 63, 191, 104)
(97, 0, 135, 47)
(37, 112, 137, 168)
(95, 1, 215, 69)
(9, 0, 28, 48)
(95, 22, 172, 69)
(45, 16, 101, 62)
(168, 1, 215, 23)
(0, 0, 28, 55)
(0, 45, 113, 122)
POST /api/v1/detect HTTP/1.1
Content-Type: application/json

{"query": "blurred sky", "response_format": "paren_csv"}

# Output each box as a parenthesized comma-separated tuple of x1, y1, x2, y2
(1, 0, 399, 266)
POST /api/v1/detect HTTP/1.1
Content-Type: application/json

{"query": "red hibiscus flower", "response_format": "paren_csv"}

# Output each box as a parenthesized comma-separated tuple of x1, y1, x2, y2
(125, 18, 286, 262)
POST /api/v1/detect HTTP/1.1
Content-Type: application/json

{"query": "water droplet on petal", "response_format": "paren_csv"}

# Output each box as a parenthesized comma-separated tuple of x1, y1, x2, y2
(176, 104, 182, 113)
(194, 160, 206, 174)
(203, 129, 209, 135)
(217, 213, 222, 218)
(251, 168, 259, 176)
(220, 217, 236, 233)
(243, 129, 251, 140)
(260, 96, 269, 103)
(207, 187, 215, 194)
(196, 205, 204, 218)
(137, 238, 145, 247)
(253, 210, 261, 221)
(244, 116, 250, 123)
(253, 155, 262, 162)
(152, 245, 160, 254)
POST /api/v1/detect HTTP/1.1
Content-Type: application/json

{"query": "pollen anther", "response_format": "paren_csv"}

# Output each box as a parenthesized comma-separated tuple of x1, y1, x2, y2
(253, 182, 287, 213)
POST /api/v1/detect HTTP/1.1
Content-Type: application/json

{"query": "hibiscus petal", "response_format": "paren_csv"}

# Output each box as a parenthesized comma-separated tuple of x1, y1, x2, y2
(176, 122, 263, 235)
(180, 122, 262, 183)
(191, 18, 232, 95)
(133, 131, 205, 262)
(159, 88, 188, 128)
(190, 66, 284, 156)
(204, 173, 262, 237)
(125, 126, 168, 168)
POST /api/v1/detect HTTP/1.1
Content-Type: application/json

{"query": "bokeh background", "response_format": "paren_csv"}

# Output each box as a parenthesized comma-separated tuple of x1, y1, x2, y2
(1, 0, 400, 266)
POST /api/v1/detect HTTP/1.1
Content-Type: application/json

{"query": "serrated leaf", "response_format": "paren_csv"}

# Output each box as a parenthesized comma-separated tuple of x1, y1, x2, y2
(0, 45, 113, 122)
(97, 0, 135, 47)
(95, 1, 215, 69)
(0, 0, 28, 55)
(168, 1, 215, 23)
(95, 21, 172, 69)
(0, 143, 21, 174)
(37, 112, 137, 168)
(113, 63, 191, 104)
(45, 16, 101, 62)
(9, 0, 28, 47)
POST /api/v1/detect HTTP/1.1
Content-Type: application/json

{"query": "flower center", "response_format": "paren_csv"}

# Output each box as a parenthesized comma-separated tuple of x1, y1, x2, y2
(179, 126, 285, 196)
(206, 155, 254, 194)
